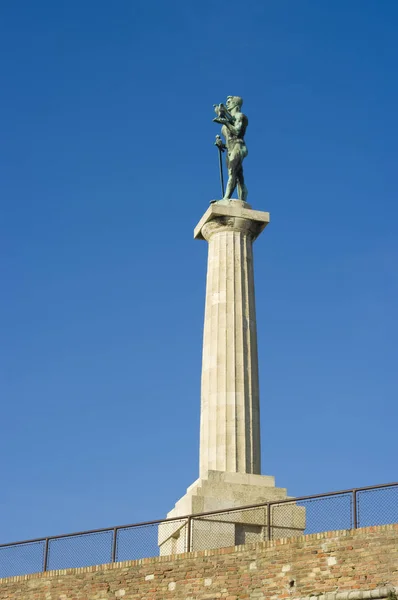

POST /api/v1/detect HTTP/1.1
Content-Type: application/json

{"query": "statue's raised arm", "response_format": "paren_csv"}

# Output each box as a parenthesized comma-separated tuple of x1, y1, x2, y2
(213, 96, 248, 202)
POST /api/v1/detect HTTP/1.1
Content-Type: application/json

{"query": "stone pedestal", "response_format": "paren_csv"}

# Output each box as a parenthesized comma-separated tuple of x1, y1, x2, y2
(159, 201, 305, 555)
(158, 471, 305, 554)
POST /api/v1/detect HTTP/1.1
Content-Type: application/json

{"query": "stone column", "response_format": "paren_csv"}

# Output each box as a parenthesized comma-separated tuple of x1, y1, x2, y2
(159, 200, 305, 556)
(198, 201, 267, 477)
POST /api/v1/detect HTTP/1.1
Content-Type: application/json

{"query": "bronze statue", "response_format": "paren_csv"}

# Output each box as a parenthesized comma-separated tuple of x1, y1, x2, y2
(213, 96, 248, 202)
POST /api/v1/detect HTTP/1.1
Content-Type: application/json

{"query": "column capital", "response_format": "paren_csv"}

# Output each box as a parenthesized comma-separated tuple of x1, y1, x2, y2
(194, 199, 270, 242)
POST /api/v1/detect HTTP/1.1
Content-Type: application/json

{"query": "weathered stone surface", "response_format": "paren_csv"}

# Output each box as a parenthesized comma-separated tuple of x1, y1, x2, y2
(194, 199, 269, 241)
(196, 200, 269, 477)
(159, 201, 304, 555)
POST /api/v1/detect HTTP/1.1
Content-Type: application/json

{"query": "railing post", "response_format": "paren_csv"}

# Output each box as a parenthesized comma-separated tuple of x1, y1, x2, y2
(352, 489, 358, 529)
(186, 516, 192, 552)
(111, 528, 118, 563)
(267, 503, 271, 541)
(43, 538, 49, 572)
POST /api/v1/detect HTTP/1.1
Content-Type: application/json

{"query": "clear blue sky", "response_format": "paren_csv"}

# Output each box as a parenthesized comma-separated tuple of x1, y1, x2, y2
(1, 0, 397, 544)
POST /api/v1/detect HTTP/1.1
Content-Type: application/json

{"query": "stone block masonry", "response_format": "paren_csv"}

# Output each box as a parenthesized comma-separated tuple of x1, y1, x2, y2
(194, 200, 270, 478)
(0, 524, 397, 599)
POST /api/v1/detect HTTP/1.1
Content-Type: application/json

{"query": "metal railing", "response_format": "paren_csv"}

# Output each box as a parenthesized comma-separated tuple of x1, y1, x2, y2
(0, 481, 396, 578)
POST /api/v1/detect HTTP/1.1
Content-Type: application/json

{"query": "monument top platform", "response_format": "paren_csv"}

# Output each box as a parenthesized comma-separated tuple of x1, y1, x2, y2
(194, 199, 270, 241)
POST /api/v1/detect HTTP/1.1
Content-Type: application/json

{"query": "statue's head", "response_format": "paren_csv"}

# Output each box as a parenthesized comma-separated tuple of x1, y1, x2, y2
(226, 96, 243, 111)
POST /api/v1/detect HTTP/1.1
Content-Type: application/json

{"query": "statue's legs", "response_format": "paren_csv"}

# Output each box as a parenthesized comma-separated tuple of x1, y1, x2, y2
(224, 168, 237, 199)
(224, 143, 248, 201)
(224, 145, 240, 199)
(237, 167, 248, 202)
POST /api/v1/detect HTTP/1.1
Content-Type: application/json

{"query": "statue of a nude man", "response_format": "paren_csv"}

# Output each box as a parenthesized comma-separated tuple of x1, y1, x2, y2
(213, 95, 248, 202)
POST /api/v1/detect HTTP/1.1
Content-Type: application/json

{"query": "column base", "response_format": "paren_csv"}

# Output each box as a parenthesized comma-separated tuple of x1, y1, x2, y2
(158, 471, 305, 555)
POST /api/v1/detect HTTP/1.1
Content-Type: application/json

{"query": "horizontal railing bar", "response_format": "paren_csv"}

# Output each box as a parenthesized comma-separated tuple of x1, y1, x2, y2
(0, 517, 190, 549)
(351, 481, 398, 493)
(0, 537, 48, 548)
(0, 481, 396, 551)
(192, 516, 304, 531)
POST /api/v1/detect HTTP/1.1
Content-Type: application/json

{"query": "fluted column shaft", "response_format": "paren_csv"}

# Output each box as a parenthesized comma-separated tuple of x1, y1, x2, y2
(198, 209, 266, 478)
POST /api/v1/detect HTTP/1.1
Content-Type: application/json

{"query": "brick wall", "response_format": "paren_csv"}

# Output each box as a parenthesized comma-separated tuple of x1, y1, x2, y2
(0, 525, 397, 600)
